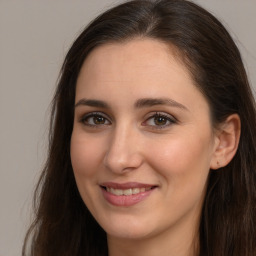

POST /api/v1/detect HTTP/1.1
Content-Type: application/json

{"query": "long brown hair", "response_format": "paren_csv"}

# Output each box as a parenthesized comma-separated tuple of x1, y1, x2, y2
(23, 0, 256, 255)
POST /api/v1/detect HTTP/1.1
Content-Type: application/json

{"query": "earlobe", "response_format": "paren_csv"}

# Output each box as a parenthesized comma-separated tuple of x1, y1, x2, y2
(210, 114, 241, 170)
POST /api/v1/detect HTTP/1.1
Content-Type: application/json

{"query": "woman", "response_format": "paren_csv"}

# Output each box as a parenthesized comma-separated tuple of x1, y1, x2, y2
(23, 0, 256, 255)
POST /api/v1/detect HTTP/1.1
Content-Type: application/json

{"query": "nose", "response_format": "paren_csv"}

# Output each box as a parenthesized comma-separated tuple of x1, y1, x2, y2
(103, 124, 144, 174)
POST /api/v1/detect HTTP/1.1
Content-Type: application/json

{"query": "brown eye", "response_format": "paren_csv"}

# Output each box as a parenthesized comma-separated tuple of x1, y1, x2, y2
(93, 116, 106, 124)
(154, 116, 168, 126)
(142, 112, 176, 129)
(81, 113, 111, 126)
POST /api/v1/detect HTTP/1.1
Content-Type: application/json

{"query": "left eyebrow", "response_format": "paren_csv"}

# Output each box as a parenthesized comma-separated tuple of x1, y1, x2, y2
(134, 98, 189, 111)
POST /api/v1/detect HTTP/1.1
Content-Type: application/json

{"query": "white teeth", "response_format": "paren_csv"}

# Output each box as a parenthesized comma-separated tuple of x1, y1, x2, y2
(106, 187, 151, 196)
(110, 188, 123, 196)
(124, 188, 132, 196)
(132, 188, 140, 194)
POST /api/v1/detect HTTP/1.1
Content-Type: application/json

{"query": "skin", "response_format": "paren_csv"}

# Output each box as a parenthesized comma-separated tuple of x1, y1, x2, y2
(70, 39, 238, 256)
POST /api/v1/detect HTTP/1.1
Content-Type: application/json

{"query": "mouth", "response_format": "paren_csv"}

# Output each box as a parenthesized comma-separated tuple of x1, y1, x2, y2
(100, 182, 157, 206)
(101, 186, 155, 196)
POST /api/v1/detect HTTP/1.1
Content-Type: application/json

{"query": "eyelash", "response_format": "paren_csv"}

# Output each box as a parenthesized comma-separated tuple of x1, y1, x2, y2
(143, 112, 176, 129)
(80, 112, 111, 127)
(79, 112, 177, 129)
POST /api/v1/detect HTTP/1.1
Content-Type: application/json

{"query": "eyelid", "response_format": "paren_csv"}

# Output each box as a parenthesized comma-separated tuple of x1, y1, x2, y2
(78, 111, 177, 130)
(142, 111, 177, 128)
(79, 111, 112, 126)
(144, 111, 177, 121)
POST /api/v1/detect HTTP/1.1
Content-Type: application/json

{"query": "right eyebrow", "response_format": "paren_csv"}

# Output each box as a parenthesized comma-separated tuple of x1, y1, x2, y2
(74, 99, 110, 109)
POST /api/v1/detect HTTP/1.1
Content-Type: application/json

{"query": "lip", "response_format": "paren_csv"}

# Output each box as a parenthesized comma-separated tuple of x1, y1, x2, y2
(100, 182, 157, 207)
(100, 182, 155, 189)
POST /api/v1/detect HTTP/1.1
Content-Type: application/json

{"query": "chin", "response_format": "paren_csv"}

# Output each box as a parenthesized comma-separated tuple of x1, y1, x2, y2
(101, 217, 155, 240)
(106, 228, 152, 240)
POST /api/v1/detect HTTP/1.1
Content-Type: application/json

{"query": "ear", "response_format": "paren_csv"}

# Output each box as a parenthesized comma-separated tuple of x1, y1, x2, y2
(210, 114, 241, 170)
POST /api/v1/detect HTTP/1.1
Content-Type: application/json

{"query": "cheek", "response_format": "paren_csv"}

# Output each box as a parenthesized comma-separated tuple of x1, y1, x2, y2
(146, 133, 212, 187)
(146, 135, 212, 218)
(70, 132, 103, 179)
(70, 133, 105, 219)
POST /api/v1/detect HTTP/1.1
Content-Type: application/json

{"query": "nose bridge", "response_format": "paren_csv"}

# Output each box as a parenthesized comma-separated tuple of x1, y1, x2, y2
(104, 122, 142, 173)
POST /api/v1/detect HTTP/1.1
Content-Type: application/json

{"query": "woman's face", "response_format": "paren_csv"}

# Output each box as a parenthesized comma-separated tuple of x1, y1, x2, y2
(71, 39, 218, 241)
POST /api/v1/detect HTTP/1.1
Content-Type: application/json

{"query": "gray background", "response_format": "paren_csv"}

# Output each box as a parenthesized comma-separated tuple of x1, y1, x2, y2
(0, 1, 255, 255)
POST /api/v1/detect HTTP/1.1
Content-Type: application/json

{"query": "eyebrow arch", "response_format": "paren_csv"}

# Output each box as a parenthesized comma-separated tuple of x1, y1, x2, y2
(135, 98, 189, 111)
(74, 97, 188, 111)
(75, 99, 110, 109)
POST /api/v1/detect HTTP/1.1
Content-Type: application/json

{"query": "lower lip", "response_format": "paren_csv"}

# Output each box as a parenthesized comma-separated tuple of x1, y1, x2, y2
(101, 187, 154, 207)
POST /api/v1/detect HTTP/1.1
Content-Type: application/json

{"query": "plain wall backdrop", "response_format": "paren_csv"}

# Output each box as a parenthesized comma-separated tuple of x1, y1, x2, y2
(0, 1, 255, 255)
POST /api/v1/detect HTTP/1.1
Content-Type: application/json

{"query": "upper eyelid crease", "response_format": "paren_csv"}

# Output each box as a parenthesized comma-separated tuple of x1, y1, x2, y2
(80, 112, 111, 125)
(147, 112, 177, 123)
(80, 112, 110, 120)
(155, 113, 176, 120)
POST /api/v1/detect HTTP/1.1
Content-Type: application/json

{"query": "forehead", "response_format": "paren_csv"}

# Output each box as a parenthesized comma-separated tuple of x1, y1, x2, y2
(83, 38, 187, 76)
(77, 38, 194, 89)
(76, 38, 209, 116)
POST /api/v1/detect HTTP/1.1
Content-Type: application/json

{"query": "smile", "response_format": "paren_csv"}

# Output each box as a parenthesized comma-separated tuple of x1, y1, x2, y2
(105, 187, 152, 196)
(100, 182, 157, 206)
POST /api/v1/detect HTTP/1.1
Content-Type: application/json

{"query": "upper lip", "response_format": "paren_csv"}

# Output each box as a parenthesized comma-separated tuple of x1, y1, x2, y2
(100, 182, 157, 189)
